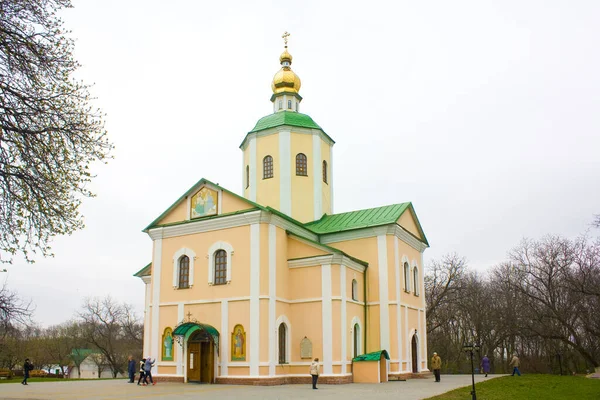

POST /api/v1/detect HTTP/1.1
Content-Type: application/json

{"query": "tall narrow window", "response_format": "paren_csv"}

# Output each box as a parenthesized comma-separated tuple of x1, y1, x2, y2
(214, 250, 227, 285)
(322, 160, 328, 184)
(353, 323, 360, 357)
(287, 100, 292, 109)
(278, 323, 287, 364)
(295, 102, 298, 111)
(246, 165, 249, 189)
(263, 155, 273, 179)
(413, 267, 419, 295)
(178, 256, 190, 289)
(404, 262, 411, 292)
(278, 100, 282, 110)
(296, 153, 307, 176)
(352, 279, 358, 301)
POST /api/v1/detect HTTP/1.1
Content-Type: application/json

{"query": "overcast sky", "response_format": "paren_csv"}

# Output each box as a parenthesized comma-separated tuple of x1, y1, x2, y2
(4, 0, 599, 327)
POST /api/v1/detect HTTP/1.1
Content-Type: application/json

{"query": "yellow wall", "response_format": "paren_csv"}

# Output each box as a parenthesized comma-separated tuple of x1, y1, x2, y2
(290, 132, 314, 222)
(397, 210, 422, 240)
(287, 237, 328, 259)
(255, 134, 280, 210)
(320, 139, 332, 216)
(353, 361, 380, 383)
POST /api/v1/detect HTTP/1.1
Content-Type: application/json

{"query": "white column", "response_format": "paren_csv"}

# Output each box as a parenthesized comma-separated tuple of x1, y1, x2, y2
(394, 237, 402, 370)
(249, 137, 257, 202)
(142, 276, 152, 357)
(321, 264, 333, 374)
(177, 303, 184, 375)
(329, 146, 334, 213)
(221, 300, 229, 376)
(268, 224, 277, 376)
(150, 239, 163, 374)
(340, 265, 347, 374)
(249, 224, 260, 376)
(279, 131, 292, 216)
(377, 235, 390, 352)
(405, 306, 409, 371)
(312, 134, 322, 220)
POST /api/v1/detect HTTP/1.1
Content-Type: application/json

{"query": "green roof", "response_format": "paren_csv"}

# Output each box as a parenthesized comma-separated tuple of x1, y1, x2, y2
(133, 263, 151, 277)
(353, 350, 390, 362)
(250, 111, 322, 133)
(306, 203, 429, 246)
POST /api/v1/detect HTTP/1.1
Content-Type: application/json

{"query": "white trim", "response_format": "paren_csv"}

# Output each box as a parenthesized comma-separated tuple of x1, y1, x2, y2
(143, 277, 152, 357)
(402, 255, 410, 293)
(249, 224, 260, 375)
(150, 239, 162, 375)
(420, 252, 428, 364)
(319, 225, 428, 252)
(329, 146, 334, 213)
(377, 235, 390, 353)
(288, 253, 366, 273)
(186, 196, 191, 221)
(394, 238, 402, 366)
(172, 247, 196, 288)
(418, 309, 423, 368)
(413, 265, 420, 296)
(321, 264, 333, 374)
(404, 305, 409, 372)
(276, 315, 292, 364)
(410, 329, 420, 372)
(350, 316, 362, 358)
(279, 130, 292, 216)
(221, 300, 228, 376)
(312, 134, 322, 220)
(240, 126, 334, 151)
(268, 224, 277, 376)
(340, 265, 347, 373)
(249, 137, 257, 202)
(177, 303, 184, 375)
(208, 241, 234, 285)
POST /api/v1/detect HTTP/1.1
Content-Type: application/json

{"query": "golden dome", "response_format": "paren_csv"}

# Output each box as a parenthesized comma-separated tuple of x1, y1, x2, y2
(272, 48, 301, 94)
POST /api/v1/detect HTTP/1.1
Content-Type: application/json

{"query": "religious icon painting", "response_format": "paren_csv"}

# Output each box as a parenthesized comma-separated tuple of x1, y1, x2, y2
(190, 187, 218, 219)
(231, 324, 246, 361)
(162, 327, 174, 361)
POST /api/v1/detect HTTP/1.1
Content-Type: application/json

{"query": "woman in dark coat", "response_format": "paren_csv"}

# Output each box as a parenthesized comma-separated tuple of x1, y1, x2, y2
(22, 358, 33, 385)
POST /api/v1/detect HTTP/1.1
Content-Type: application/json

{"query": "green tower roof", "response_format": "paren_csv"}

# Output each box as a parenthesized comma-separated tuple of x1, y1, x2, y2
(249, 111, 322, 133)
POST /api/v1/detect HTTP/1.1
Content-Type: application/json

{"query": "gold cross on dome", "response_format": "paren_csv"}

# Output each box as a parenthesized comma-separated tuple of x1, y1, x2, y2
(282, 31, 290, 46)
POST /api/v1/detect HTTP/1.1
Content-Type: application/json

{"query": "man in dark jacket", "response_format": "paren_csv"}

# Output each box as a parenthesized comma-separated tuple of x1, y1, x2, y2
(127, 355, 136, 383)
(22, 359, 33, 385)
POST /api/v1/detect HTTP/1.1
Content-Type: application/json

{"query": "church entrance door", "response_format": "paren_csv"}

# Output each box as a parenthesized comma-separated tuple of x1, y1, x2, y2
(187, 329, 215, 383)
(411, 335, 418, 373)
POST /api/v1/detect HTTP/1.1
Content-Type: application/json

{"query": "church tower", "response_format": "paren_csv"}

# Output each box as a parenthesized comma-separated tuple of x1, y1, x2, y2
(240, 33, 334, 223)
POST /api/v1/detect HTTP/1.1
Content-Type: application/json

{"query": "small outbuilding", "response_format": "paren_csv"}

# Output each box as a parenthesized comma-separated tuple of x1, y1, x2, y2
(352, 350, 390, 383)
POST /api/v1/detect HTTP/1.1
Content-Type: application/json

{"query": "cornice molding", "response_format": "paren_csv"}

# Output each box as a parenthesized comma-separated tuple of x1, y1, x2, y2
(319, 224, 428, 253)
(240, 126, 334, 151)
(288, 254, 366, 273)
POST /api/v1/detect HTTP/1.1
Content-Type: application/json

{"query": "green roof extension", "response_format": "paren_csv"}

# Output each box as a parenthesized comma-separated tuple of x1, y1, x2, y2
(250, 111, 322, 133)
(306, 203, 429, 246)
(133, 263, 151, 277)
(353, 350, 390, 362)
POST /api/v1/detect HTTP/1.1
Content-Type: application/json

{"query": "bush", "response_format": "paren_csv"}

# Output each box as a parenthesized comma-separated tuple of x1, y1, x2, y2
(0, 368, 13, 379)
(29, 370, 48, 377)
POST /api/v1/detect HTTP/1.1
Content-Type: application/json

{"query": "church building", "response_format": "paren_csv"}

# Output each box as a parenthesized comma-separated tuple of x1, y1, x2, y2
(135, 34, 429, 384)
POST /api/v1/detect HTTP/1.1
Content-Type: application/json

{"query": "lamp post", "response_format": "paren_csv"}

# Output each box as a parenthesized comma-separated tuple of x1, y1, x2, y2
(463, 343, 480, 400)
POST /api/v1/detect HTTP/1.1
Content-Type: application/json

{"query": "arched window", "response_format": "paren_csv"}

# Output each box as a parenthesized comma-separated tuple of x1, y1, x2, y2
(322, 160, 328, 184)
(404, 262, 411, 292)
(353, 323, 361, 357)
(214, 250, 227, 285)
(352, 279, 358, 301)
(246, 165, 249, 189)
(296, 153, 307, 176)
(413, 266, 419, 295)
(178, 255, 190, 289)
(263, 155, 273, 179)
(278, 323, 287, 364)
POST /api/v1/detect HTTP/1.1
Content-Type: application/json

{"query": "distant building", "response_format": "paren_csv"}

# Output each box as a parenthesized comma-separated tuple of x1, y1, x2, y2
(68, 349, 124, 379)
(136, 35, 429, 384)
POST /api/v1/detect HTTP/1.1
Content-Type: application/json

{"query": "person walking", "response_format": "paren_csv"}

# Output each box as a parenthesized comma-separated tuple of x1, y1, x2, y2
(431, 352, 442, 382)
(137, 358, 147, 385)
(127, 355, 136, 383)
(144, 357, 156, 385)
(509, 354, 521, 376)
(309, 358, 320, 389)
(481, 355, 491, 377)
(22, 358, 33, 385)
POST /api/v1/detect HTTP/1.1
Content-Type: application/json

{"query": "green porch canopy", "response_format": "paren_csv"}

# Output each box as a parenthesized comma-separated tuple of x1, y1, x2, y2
(352, 350, 390, 362)
(173, 322, 220, 346)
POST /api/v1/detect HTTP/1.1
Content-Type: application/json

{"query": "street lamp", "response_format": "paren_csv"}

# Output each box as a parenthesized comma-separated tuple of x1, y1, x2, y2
(463, 343, 480, 400)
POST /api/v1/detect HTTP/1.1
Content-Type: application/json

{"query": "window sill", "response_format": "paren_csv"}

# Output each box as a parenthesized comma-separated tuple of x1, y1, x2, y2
(296, 174, 308, 177)
(263, 177, 273, 180)
(404, 290, 411, 294)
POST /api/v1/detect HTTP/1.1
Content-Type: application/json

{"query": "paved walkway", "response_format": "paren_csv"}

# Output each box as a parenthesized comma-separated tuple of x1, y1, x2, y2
(0, 375, 498, 400)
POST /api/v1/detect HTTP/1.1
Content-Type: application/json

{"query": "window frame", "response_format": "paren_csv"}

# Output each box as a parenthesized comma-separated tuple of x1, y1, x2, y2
(263, 155, 273, 179)
(213, 249, 227, 285)
(278, 323, 287, 364)
(413, 266, 419, 296)
(208, 241, 234, 285)
(172, 248, 196, 289)
(295, 153, 308, 176)
(246, 165, 250, 189)
(351, 279, 358, 301)
(178, 255, 190, 289)
(404, 261, 411, 292)
(322, 160, 328, 184)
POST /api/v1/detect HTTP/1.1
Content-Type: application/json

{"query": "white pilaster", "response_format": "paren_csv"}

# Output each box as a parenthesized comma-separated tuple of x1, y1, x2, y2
(177, 303, 184, 375)
(312, 134, 322, 220)
(377, 235, 390, 353)
(405, 306, 409, 371)
(268, 224, 277, 376)
(321, 264, 333, 374)
(142, 276, 152, 357)
(221, 300, 229, 376)
(420, 252, 428, 367)
(340, 265, 347, 374)
(329, 146, 334, 213)
(279, 130, 292, 216)
(394, 237, 402, 370)
(249, 223, 260, 375)
(249, 137, 257, 202)
(150, 239, 163, 374)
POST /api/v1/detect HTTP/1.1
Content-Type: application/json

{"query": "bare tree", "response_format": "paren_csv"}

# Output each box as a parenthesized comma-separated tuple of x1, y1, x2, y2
(0, 282, 33, 334)
(88, 352, 107, 378)
(0, 0, 112, 263)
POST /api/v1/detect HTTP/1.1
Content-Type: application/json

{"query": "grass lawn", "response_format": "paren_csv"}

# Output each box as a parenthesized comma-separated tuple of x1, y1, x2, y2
(0, 377, 125, 384)
(424, 374, 600, 400)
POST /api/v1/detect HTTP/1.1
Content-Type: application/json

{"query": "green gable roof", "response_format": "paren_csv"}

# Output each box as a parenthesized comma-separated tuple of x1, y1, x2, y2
(250, 111, 322, 133)
(133, 263, 151, 277)
(353, 350, 390, 362)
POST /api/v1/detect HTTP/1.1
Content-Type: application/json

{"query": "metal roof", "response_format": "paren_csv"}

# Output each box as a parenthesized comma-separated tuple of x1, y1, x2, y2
(352, 350, 390, 362)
